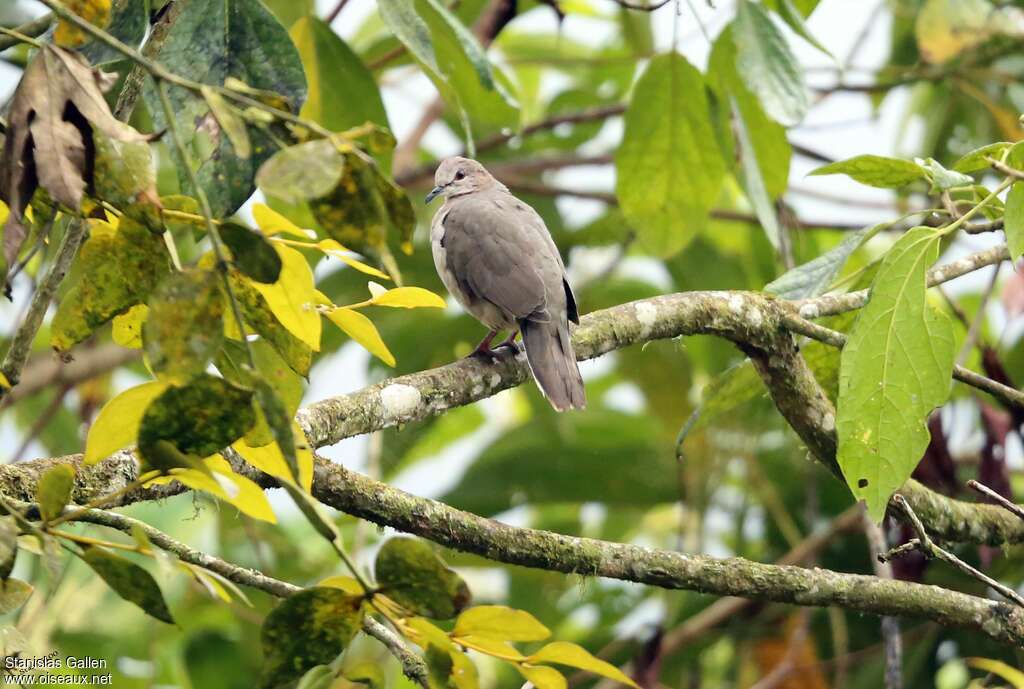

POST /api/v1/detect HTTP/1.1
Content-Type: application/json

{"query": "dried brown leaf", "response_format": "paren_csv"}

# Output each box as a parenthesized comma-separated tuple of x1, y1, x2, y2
(0, 46, 148, 278)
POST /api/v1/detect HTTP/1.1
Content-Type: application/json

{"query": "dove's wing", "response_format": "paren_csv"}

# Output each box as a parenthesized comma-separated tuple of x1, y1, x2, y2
(441, 189, 566, 323)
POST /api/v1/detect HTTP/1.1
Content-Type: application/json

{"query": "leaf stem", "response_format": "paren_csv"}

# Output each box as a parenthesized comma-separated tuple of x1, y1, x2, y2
(941, 176, 1015, 236)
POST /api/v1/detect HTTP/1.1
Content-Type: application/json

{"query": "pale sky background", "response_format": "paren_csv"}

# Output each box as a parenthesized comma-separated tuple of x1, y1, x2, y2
(0, 0, 1018, 506)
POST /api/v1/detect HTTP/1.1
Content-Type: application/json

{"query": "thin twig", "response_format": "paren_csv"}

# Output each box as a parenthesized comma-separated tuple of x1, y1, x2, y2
(0, 14, 52, 51)
(968, 480, 1024, 522)
(324, 0, 350, 23)
(883, 495, 1024, 608)
(861, 509, 902, 689)
(362, 618, 431, 689)
(0, 220, 89, 404)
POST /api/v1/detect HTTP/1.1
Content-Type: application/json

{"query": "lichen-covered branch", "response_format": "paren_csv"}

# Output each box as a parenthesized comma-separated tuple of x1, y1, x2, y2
(307, 461, 1024, 647)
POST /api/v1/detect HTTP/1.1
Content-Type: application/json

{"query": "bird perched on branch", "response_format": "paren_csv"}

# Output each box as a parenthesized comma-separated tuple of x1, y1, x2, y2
(426, 157, 586, 411)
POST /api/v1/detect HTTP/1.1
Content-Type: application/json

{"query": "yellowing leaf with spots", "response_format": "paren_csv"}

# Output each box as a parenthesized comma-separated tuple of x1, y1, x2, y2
(55, 0, 112, 47)
(112, 304, 148, 349)
(85, 381, 169, 464)
(326, 308, 395, 367)
(145, 455, 275, 523)
(368, 286, 446, 309)
(252, 204, 311, 239)
(253, 244, 321, 351)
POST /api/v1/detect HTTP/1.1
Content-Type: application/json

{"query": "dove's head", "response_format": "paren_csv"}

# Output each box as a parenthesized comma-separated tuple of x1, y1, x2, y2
(425, 157, 494, 203)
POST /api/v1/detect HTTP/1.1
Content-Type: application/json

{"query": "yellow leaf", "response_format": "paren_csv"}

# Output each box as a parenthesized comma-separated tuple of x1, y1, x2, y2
(450, 649, 478, 689)
(252, 204, 311, 239)
(326, 308, 395, 367)
(370, 286, 447, 309)
(253, 244, 321, 351)
(967, 658, 1024, 689)
(405, 617, 456, 651)
(528, 642, 639, 688)
(54, 0, 112, 47)
(232, 422, 314, 492)
(84, 381, 169, 464)
(517, 665, 566, 689)
(0, 201, 8, 228)
(318, 240, 390, 279)
(112, 304, 149, 349)
(0, 371, 10, 390)
(185, 564, 233, 603)
(146, 455, 276, 523)
(453, 606, 550, 642)
(318, 576, 365, 595)
(461, 636, 524, 660)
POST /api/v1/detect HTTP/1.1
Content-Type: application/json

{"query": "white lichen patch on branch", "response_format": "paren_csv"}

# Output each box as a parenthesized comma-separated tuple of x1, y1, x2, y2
(379, 383, 422, 421)
(634, 301, 658, 337)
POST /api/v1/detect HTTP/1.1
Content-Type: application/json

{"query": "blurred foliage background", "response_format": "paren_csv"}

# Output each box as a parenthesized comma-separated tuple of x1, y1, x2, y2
(1, 0, 1024, 687)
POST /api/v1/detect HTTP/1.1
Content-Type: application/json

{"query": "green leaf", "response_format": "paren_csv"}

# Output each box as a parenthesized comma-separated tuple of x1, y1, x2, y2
(84, 381, 170, 464)
(375, 537, 471, 619)
(0, 579, 33, 614)
(256, 139, 346, 204)
(220, 223, 282, 284)
(764, 0, 831, 56)
(733, 0, 808, 126)
(1004, 183, 1024, 262)
(920, 158, 974, 191)
(809, 155, 926, 188)
(51, 218, 170, 352)
(378, 0, 518, 133)
(453, 606, 550, 642)
(35, 465, 76, 523)
(138, 374, 256, 472)
(708, 24, 791, 198)
(259, 588, 364, 689)
(143, 268, 224, 382)
(952, 142, 1011, 173)
(528, 642, 639, 688)
(81, 547, 174, 623)
(765, 222, 884, 299)
(837, 228, 957, 521)
(732, 97, 781, 250)
(142, 0, 307, 217)
(615, 53, 726, 257)
(290, 17, 391, 165)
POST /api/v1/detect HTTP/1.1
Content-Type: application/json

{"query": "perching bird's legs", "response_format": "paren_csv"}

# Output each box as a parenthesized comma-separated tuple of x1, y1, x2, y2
(496, 329, 521, 354)
(469, 329, 500, 359)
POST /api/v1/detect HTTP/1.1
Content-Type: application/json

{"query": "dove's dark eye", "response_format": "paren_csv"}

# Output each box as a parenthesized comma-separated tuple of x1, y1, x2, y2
(454, 170, 466, 181)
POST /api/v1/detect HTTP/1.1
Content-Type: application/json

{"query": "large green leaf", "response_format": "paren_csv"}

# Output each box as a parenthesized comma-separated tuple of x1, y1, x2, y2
(733, 0, 808, 126)
(765, 222, 881, 299)
(259, 588, 364, 689)
(442, 411, 676, 514)
(809, 155, 926, 188)
(290, 17, 390, 164)
(142, 0, 307, 216)
(615, 53, 725, 257)
(51, 218, 170, 351)
(379, 0, 518, 133)
(708, 25, 791, 199)
(1005, 183, 1024, 262)
(82, 547, 174, 624)
(837, 228, 957, 520)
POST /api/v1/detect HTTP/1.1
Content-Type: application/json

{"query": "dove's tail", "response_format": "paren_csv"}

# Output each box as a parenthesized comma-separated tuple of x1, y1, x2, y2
(520, 317, 586, 412)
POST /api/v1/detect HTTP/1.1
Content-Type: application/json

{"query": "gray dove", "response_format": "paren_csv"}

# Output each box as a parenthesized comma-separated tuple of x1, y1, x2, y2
(426, 157, 586, 411)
